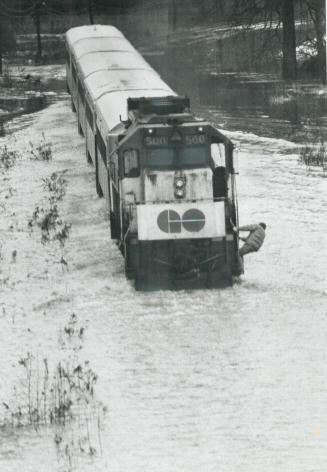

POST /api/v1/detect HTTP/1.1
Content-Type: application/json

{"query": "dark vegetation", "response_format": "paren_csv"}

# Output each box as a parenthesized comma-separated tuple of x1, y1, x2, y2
(1, 314, 105, 469)
(5, 316, 98, 428)
(28, 162, 72, 247)
(222, 0, 325, 82)
(0, 0, 325, 82)
(299, 140, 327, 169)
(0, 1, 325, 169)
(0, 144, 19, 169)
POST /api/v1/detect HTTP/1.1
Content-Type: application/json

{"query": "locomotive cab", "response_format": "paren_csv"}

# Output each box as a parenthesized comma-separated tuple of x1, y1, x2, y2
(110, 97, 240, 289)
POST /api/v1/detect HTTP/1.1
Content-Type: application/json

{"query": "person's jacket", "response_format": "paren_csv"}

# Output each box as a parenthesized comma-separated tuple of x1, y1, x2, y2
(238, 224, 265, 251)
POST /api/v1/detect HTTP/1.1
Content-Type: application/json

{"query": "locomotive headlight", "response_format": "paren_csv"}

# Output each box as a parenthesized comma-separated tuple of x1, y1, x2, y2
(174, 175, 186, 198)
(198, 126, 203, 132)
(147, 128, 153, 134)
(175, 178, 184, 189)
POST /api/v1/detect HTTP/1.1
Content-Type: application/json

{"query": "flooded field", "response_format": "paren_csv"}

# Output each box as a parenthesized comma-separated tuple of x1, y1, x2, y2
(0, 64, 67, 134)
(145, 38, 327, 145)
(0, 49, 326, 472)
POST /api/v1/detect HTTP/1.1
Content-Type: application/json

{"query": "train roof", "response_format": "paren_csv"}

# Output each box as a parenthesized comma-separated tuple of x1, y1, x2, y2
(71, 37, 135, 60)
(66, 25, 176, 133)
(85, 69, 170, 100)
(96, 89, 175, 132)
(67, 26, 157, 81)
(65, 24, 124, 45)
(78, 51, 152, 78)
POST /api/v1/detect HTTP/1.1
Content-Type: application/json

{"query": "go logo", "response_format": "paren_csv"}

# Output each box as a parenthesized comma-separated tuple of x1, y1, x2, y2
(157, 209, 206, 233)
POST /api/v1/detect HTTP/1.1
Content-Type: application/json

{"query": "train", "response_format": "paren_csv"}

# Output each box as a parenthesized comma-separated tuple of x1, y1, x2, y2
(65, 25, 241, 290)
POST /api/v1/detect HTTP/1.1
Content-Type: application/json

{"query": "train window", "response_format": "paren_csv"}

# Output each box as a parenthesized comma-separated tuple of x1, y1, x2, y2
(86, 102, 94, 128)
(72, 63, 77, 83)
(65, 48, 70, 67)
(147, 148, 174, 169)
(123, 149, 140, 178)
(78, 80, 85, 105)
(96, 128, 107, 164)
(210, 143, 225, 167)
(213, 166, 227, 198)
(179, 145, 208, 167)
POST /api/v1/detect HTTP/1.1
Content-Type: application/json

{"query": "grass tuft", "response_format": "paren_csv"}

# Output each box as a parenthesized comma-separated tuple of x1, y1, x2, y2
(29, 133, 52, 161)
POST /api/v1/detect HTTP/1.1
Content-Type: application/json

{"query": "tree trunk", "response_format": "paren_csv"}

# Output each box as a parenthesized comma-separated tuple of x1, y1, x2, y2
(168, 0, 177, 31)
(35, 9, 42, 63)
(308, 0, 326, 84)
(281, 0, 297, 81)
(88, 0, 94, 25)
(0, 14, 2, 75)
(315, 19, 326, 84)
(216, 0, 225, 18)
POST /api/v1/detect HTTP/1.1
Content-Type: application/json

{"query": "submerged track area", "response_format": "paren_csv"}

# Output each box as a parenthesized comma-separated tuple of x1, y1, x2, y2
(0, 99, 326, 471)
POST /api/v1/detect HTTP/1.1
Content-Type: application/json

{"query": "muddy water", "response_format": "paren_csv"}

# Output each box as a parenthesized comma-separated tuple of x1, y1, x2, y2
(0, 61, 327, 472)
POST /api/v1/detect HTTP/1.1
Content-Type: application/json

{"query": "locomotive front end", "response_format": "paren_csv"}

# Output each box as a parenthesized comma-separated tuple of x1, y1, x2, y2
(117, 97, 240, 290)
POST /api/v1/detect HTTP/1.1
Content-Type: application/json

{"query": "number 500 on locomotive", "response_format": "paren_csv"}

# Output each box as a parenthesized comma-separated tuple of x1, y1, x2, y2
(65, 25, 242, 290)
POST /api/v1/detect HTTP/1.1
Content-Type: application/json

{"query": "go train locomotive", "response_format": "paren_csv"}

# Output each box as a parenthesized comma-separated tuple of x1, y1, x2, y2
(65, 25, 241, 290)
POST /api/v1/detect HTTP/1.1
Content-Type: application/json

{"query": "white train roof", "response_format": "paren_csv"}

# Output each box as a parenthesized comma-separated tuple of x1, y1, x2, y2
(66, 25, 124, 46)
(66, 25, 176, 133)
(78, 51, 153, 78)
(85, 69, 169, 100)
(72, 37, 135, 60)
(97, 89, 176, 132)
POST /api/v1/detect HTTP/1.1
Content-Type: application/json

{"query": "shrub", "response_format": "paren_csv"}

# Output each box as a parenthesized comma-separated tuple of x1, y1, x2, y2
(0, 145, 19, 169)
(28, 169, 71, 247)
(4, 317, 95, 424)
(3, 351, 99, 427)
(0, 314, 105, 467)
(29, 133, 52, 161)
(299, 141, 326, 169)
(43, 171, 68, 204)
(28, 205, 71, 246)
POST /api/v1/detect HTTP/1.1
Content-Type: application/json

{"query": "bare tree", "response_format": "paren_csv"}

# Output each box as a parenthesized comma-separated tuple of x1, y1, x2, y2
(0, 11, 16, 75)
(230, 0, 298, 80)
(88, 0, 94, 24)
(303, 0, 326, 83)
(281, 0, 297, 80)
(16, 0, 44, 62)
(0, 13, 3, 75)
(32, 0, 43, 63)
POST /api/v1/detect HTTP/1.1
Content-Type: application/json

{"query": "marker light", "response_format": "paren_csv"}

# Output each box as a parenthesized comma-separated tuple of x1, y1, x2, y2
(170, 131, 182, 142)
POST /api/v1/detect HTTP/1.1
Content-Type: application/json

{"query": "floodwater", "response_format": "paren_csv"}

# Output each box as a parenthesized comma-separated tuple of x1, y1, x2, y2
(0, 64, 67, 130)
(0, 54, 326, 472)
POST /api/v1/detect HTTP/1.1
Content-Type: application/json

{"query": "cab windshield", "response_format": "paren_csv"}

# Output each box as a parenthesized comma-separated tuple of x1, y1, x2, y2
(147, 145, 208, 169)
